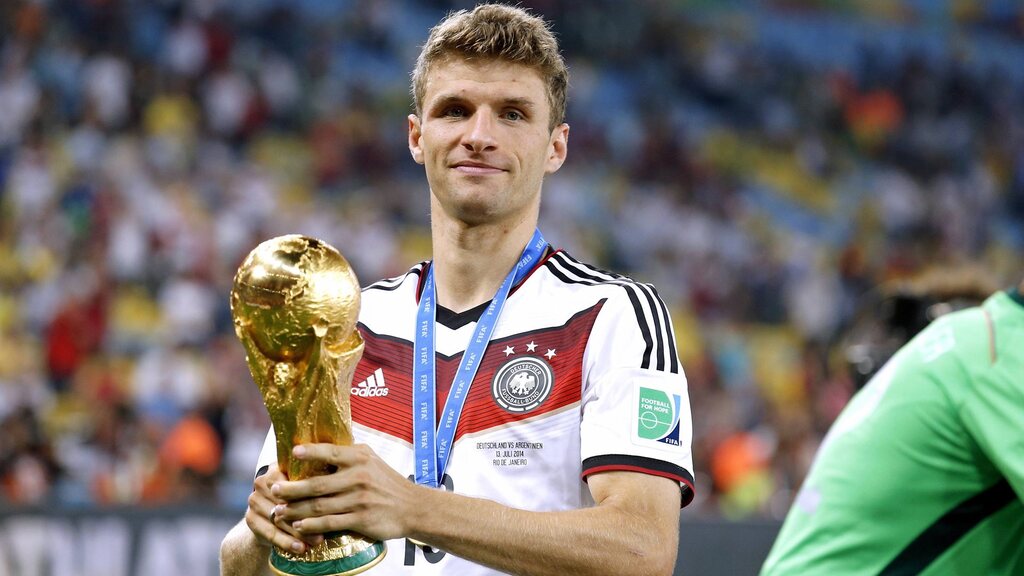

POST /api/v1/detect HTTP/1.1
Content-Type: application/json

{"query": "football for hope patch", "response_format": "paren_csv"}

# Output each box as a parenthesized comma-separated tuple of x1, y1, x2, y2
(632, 384, 683, 448)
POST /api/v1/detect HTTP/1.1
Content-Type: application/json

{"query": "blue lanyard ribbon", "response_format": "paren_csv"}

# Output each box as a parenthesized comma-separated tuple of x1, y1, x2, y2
(413, 229, 547, 487)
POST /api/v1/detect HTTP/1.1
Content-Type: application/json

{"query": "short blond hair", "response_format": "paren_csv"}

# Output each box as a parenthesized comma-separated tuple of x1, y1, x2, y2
(411, 3, 568, 130)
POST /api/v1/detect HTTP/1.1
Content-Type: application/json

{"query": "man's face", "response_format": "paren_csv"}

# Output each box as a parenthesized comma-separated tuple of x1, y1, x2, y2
(409, 58, 568, 227)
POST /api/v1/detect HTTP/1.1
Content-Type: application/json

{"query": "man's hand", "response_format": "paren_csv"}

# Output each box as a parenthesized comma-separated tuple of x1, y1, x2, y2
(271, 443, 421, 542)
(260, 443, 681, 576)
(246, 466, 324, 554)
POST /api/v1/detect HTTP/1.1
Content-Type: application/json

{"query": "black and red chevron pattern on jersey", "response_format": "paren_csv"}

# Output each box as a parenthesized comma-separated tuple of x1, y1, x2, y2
(351, 303, 604, 442)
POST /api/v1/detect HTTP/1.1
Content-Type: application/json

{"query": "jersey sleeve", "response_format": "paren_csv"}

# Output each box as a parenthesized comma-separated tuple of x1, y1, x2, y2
(579, 285, 695, 506)
(960, 344, 1024, 502)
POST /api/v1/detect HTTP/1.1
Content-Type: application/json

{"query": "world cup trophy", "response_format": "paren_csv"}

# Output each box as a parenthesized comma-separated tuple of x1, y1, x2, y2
(231, 235, 386, 576)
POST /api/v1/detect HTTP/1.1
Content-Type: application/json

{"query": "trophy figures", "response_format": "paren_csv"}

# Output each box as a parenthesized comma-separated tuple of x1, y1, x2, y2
(231, 235, 386, 576)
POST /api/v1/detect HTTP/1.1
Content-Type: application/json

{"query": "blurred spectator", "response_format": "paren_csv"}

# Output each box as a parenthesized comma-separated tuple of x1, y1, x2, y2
(82, 51, 132, 130)
(0, 407, 61, 504)
(154, 408, 223, 502)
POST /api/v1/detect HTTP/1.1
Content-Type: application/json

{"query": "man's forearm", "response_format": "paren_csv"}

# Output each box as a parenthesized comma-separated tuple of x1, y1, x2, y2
(405, 474, 679, 576)
(220, 519, 273, 576)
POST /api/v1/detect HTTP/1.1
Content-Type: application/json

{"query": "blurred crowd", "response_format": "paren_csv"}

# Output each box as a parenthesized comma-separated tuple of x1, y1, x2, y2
(1, 0, 1022, 518)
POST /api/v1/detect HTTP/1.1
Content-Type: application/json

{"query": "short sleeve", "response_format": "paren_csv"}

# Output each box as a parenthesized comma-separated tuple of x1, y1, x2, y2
(579, 287, 695, 506)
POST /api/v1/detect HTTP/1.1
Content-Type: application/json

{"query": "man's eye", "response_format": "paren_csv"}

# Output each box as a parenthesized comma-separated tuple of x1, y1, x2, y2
(503, 110, 523, 121)
(444, 107, 466, 118)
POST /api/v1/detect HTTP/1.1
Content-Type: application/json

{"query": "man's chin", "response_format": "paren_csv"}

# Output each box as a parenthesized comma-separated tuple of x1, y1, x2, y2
(450, 205, 500, 226)
(439, 191, 500, 221)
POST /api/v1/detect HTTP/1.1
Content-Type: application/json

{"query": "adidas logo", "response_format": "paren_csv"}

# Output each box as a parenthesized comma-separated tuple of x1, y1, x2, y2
(353, 368, 389, 397)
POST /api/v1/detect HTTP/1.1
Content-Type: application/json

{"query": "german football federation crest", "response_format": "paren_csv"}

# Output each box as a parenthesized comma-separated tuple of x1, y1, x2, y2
(491, 356, 554, 413)
(633, 384, 683, 447)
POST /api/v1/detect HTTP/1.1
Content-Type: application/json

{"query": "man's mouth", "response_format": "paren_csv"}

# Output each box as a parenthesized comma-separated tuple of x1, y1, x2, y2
(452, 161, 505, 175)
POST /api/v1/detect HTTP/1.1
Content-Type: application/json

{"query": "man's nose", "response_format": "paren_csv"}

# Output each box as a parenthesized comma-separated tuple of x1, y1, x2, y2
(462, 110, 498, 152)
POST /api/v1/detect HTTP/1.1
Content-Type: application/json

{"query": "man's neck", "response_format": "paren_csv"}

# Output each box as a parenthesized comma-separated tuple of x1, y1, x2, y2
(430, 214, 538, 314)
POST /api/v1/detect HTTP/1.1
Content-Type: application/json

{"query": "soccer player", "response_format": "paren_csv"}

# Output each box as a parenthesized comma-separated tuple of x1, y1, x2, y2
(761, 277, 1024, 575)
(219, 4, 694, 575)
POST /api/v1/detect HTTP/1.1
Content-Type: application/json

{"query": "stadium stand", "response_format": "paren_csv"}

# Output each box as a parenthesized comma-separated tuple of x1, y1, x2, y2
(0, 0, 1022, 529)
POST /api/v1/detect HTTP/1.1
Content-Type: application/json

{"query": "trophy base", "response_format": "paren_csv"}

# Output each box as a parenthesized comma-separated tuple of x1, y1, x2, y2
(269, 536, 386, 576)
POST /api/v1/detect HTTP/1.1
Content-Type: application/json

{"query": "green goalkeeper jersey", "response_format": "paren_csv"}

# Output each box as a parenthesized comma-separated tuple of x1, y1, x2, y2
(761, 289, 1024, 576)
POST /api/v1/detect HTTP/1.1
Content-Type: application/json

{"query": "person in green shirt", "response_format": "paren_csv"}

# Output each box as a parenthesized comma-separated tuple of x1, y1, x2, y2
(762, 278, 1024, 575)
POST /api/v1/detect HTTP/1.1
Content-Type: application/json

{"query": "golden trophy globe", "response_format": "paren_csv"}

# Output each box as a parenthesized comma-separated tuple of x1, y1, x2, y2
(231, 235, 386, 576)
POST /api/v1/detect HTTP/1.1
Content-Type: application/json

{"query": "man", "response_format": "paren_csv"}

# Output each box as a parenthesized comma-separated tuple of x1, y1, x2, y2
(761, 278, 1024, 575)
(841, 265, 999, 390)
(220, 4, 694, 575)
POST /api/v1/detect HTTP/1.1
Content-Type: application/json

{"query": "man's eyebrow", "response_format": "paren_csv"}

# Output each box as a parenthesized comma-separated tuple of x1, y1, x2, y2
(501, 97, 537, 110)
(430, 94, 466, 109)
(428, 94, 538, 110)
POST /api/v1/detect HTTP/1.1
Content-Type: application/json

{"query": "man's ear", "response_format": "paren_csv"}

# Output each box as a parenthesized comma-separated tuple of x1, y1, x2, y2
(545, 123, 569, 175)
(408, 114, 424, 165)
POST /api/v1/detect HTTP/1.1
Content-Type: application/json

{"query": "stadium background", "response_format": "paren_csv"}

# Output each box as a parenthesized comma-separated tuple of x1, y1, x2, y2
(0, 0, 1022, 574)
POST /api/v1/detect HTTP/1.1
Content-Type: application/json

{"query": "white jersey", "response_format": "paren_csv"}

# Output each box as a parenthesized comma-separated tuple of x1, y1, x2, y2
(256, 249, 694, 575)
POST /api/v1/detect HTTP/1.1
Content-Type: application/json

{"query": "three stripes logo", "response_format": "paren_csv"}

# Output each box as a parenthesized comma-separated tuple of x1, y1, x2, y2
(353, 368, 389, 397)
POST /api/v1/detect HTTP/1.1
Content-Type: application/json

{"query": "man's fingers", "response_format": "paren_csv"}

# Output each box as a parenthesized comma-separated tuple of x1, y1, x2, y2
(273, 444, 377, 501)
(262, 445, 389, 539)
(292, 443, 372, 466)
(274, 492, 358, 524)
(272, 504, 325, 546)
(274, 464, 380, 501)
(248, 484, 321, 550)
(246, 505, 308, 554)
(254, 467, 287, 500)
(288, 510, 359, 537)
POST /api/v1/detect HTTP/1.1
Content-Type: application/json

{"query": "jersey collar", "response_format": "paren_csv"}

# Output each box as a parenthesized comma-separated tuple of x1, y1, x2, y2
(414, 246, 554, 305)
(1008, 286, 1024, 309)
